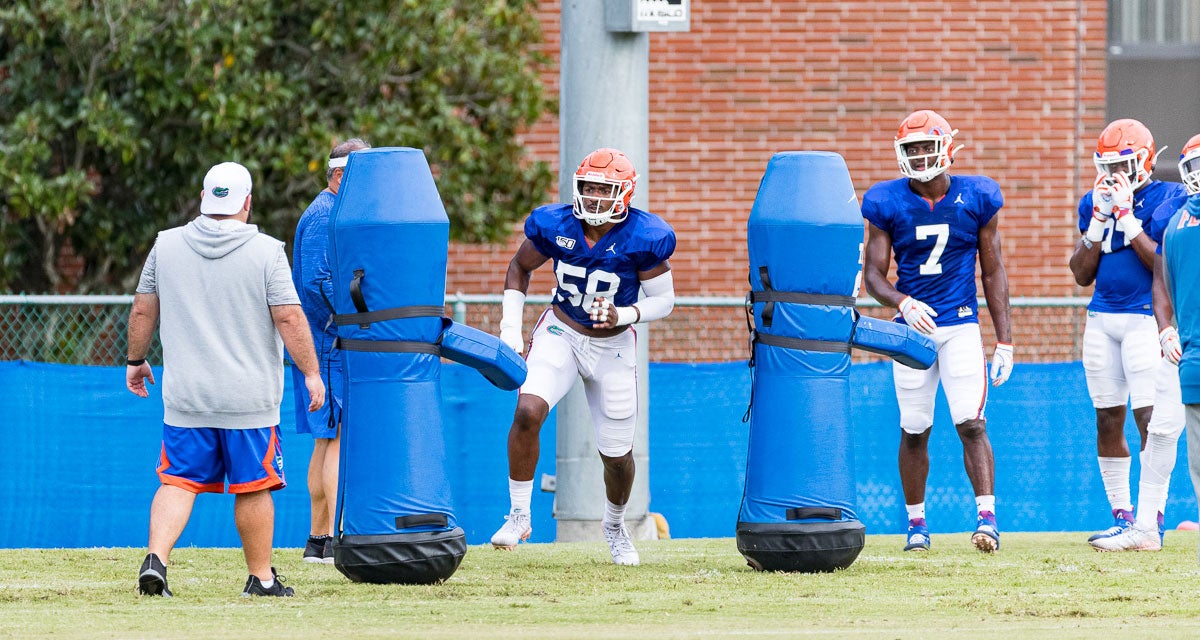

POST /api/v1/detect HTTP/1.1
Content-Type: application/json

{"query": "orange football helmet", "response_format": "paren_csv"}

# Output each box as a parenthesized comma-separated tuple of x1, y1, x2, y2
(572, 148, 638, 226)
(1179, 133, 1200, 196)
(893, 110, 963, 182)
(1093, 118, 1159, 190)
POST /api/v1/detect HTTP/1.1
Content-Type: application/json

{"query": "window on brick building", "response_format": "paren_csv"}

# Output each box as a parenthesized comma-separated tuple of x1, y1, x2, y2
(1108, 0, 1200, 47)
(1106, 0, 1200, 183)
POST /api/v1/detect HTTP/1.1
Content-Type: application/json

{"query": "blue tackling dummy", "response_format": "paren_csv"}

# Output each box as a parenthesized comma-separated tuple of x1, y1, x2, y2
(327, 147, 525, 584)
(739, 152, 935, 573)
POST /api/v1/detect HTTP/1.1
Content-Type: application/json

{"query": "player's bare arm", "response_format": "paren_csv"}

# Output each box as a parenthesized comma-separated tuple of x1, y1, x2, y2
(504, 239, 550, 294)
(1069, 233, 1101, 287)
(126, 292, 160, 398)
(978, 215, 1012, 344)
(862, 222, 904, 307)
(1153, 254, 1182, 364)
(271, 304, 325, 412)
(498, 240, 550, 354)
(1126, 223, 1158, 270)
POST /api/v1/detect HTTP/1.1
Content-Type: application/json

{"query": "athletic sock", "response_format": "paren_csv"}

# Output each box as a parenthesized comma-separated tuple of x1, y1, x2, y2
(975, 495, 995, 516)
(508, 478, 534, 515)
(905, 502, 926, 522)
(1098, 456, 1133, 513)
(604, 500, 627, 528)
(1136, 435, 1177, 527)
(258, 578, 274, 589)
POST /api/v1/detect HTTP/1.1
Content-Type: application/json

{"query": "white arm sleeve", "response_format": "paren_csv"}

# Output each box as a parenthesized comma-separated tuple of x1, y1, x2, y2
(500, 289, 526, 331)
(615, 270, 674, 325)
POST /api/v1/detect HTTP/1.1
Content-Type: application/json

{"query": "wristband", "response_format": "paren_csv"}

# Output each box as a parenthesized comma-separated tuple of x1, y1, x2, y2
(1085, 217, 1107, 243)
(126, 358, 147, 366)
(1117, 213, 1143, 241)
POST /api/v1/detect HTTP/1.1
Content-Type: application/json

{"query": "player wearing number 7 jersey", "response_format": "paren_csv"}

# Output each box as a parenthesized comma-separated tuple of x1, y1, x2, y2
(861, 109, 1013, 554)
(490, 148, 676, 565)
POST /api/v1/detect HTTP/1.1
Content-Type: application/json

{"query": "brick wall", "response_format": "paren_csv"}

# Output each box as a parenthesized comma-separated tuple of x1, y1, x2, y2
(446, 1, 1109, 362)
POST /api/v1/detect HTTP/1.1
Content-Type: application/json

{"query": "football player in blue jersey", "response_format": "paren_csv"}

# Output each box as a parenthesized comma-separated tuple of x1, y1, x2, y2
(1161, 136, 1200, 563)
(1091, 133, 1200, 551)
(490, 148, 677, 565)
(1069, 119, 1188, 546)
(862, 109, 1013, 554)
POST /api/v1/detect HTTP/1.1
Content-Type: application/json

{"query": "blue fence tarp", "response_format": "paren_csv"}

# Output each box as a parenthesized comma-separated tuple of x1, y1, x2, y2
(1, 359, 1195, 547)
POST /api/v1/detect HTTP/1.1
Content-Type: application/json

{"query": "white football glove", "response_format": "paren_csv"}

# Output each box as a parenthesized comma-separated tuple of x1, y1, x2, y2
(899, 296, 938, 336)
(1160, 327, 1182, 365)
(990, 342, 1014, 387)
(1110, 172, 1142, 241)
(1086, 174, 1115, 243)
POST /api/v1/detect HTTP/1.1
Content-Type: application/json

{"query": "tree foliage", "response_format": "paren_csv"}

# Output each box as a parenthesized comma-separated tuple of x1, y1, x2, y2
(0, 0, 553, 292)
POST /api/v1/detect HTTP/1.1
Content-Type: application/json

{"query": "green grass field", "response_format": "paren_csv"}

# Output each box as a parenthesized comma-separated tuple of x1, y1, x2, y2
(3, 533, 1200, 639)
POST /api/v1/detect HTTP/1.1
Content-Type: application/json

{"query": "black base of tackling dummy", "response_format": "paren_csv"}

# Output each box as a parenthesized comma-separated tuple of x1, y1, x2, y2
(334, 529, 467, 584)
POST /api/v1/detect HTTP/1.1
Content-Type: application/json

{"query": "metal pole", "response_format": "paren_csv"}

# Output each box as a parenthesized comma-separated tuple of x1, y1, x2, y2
(555, 0, 653, 542)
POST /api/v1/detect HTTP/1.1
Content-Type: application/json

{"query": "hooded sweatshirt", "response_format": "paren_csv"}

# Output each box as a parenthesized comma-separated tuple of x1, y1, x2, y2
(136, 215, 301, 428)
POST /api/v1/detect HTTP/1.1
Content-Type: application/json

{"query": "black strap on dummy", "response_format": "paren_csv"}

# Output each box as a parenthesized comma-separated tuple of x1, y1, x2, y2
(395, 513, 449, 530)
(334, 269, 444, 329)
(786, 507, 843, 521)
(751, 266, 855, 328)
(335, 337, 442, 356)
(753, 332, 851, 354)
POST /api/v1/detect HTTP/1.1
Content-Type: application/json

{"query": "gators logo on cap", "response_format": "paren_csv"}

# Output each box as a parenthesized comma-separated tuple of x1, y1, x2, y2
(212, 187, 230, 198)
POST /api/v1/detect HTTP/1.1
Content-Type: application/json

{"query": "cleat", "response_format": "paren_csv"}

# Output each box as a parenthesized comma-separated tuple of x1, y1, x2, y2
(603, 523, 640, 566)
(1090, 524, 1161, 552)
(322, 537, 335, 565)
(302, 536, 330, 564)
(903, 518, 930, 552)
(491, 511, 532, 550)
(971, 511, 999, 553)
(137, 553, 173, 597)
(1087, 509, 1134, 543)
(242, 568, 295, 597)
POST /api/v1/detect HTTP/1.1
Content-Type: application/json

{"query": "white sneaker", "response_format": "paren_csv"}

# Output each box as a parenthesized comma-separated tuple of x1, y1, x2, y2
(1089, 524, 1161, 552)
(603, 523, 640, 566)
(491, 511, 531, 550)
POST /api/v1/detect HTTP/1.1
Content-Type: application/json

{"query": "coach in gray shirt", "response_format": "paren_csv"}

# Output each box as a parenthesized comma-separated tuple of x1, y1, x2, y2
(125, 161, 325, 598)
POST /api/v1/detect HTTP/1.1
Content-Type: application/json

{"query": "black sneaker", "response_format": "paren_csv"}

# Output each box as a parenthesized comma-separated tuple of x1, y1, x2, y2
(302, 536, 329, 564)
(137, 553, 172, 597)
(242, 568, 295, 597)
(322, 537, 335, 565)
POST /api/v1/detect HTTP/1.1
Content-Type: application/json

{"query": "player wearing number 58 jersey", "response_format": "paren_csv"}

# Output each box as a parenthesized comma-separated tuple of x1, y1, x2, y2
(862, 110, 1013, 555)
(490, 148, 676, 566)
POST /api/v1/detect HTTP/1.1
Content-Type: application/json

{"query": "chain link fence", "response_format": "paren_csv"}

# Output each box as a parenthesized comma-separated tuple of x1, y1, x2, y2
(1, 294, 1089, 365)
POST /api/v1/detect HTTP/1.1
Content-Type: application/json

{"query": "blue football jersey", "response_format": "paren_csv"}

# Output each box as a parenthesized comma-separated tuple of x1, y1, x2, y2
(1076, 180, 1187, 314)
(861, 175, 1003, 327)
(524, 204, 676, 328)
(1150, 193, 1191, 254)
(1163, 195, 1200, 403)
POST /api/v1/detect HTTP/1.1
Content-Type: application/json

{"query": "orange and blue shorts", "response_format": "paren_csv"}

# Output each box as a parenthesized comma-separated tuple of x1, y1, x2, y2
(156, 424, 286, 494)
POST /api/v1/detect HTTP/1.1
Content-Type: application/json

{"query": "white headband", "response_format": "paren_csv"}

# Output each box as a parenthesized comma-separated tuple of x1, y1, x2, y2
(328, 156, 348, 169)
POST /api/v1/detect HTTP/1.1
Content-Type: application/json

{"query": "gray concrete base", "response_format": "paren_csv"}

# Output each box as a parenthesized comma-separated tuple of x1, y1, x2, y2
(555, 515, 658, 542)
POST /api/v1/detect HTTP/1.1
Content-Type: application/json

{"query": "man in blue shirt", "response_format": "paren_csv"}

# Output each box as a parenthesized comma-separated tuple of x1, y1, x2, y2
(490, 148, 676, 566)
(1069, 120, 1187, 545)
(862, 109, 1013, 554)
(291, 138, 370, 563)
